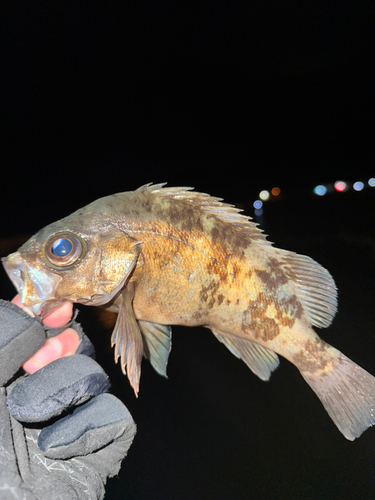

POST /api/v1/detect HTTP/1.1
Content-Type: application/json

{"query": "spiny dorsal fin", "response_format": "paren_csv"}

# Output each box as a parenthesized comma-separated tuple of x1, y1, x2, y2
(212, 330, 280, 381)
(137, 183, 271, 245)
(275, 249, 338, 328)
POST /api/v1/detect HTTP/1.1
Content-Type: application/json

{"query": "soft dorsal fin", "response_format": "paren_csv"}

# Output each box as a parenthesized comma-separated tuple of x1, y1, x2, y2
(137, 183, 271, 245)
(212, 330, 279, 381)
(275, 249, 338, 328)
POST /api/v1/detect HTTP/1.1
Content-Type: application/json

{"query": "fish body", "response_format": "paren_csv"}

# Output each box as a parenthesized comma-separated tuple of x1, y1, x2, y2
(3, 184, 375, 440)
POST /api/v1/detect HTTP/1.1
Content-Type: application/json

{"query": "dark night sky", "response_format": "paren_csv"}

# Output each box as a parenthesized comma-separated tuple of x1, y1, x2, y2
(1, 1, 374, 234)
(1, 2, 375, 500)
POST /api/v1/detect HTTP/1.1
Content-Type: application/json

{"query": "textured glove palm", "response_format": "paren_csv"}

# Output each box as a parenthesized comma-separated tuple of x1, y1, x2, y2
(0, 300, 136, 500)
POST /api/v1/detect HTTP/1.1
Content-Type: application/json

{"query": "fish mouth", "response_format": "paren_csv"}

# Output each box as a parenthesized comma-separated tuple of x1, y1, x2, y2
(2, 251, 64, 317)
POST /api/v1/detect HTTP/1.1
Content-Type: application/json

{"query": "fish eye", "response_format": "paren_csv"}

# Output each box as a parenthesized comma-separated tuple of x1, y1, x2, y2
(43, 233, 85, 268)
(51, 237, 73, 257)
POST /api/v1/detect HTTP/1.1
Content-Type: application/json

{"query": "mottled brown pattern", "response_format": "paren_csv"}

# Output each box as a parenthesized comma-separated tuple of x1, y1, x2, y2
(274, 294, 303, 328)
(225, 230, 251, 253)
(241, 294, 281, 342)
(255, 258, 288, 292)
(151, 248, 170, 269)
(232, 262, 241, 278)
(141, 199, 152, 212)
(210, 227, 221, 246)
(192, 309, 209, 321)
(168, 207, 184, 225)
(250, 313, 280, 342)
(164, 203, 205, 234)
(199, 281, 220, 305)
(293, 339, 330, 374)
(205, 260, 228, 282)
(209, 225, 249, 258)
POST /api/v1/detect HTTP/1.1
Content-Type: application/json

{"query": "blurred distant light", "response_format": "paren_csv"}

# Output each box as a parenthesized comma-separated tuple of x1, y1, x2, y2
(259, 190, 270, 201)
(334, 180, 347, 192)
(253, 200, 263, 209)
(254, 208, 263, 216)
(353, 181, 364, 191)
(313, 185, 327, 196)
(368, 178, 375, 187)
(271, 187, 281, 196)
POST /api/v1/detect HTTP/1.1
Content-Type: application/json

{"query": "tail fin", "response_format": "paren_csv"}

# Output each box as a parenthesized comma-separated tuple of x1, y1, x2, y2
(301, 355, 375, 440)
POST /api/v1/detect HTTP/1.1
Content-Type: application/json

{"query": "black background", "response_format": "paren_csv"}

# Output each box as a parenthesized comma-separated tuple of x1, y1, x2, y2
(1, 2, 375, 499)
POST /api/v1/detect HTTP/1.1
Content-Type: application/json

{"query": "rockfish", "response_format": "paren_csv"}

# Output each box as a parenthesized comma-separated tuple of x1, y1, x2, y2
(3, 183, 375, 440)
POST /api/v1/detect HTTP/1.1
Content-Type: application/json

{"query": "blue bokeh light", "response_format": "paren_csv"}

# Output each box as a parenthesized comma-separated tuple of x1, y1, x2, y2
(353, 181, 364, 191)
(313, 185, 327, 196)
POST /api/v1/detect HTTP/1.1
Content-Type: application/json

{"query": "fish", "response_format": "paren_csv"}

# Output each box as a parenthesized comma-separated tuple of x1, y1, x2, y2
(2, 183, 375, 440)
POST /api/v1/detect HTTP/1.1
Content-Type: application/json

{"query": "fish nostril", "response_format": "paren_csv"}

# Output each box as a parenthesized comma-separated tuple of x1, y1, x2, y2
(19, 269, 25, 281)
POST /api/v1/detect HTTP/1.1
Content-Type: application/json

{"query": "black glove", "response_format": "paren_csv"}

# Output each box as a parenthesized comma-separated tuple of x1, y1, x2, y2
(0, 300, 136, 500)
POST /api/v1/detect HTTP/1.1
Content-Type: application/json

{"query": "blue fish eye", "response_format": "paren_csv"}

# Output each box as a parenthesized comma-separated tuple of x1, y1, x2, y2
(51, 237, 73, 257)
(45, 232, 84, 268)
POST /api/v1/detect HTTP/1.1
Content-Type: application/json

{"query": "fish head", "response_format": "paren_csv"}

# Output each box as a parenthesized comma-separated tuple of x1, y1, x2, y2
(2, 217, 141, 317)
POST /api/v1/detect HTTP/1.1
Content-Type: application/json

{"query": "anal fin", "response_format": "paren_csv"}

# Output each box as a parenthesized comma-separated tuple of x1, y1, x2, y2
(212, 331, 279, 381)
(111, 283, 143, 396)
(138, 321, 172, 378)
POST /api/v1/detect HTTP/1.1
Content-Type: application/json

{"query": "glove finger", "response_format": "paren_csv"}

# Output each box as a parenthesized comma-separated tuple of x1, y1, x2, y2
(38, 393, 136, 460)
(7, 354, 110, 422)
(45, 310, 95, 358)
(74, 329, 95, 358)
(0, 300, 46, 385)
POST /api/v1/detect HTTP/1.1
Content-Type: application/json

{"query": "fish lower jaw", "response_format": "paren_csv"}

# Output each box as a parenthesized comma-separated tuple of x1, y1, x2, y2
(19, 293, 45, 315)
(21, 299, 64, 318)
(29, 303, 43, 316)
(17, 298, 44, 317)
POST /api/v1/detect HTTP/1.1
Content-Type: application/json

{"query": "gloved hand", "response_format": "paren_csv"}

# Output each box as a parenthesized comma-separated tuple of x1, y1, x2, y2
(0, 299, 136, 500)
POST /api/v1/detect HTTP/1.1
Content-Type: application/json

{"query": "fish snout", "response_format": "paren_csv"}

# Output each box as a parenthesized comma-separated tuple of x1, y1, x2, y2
(2, 251, 63, 316)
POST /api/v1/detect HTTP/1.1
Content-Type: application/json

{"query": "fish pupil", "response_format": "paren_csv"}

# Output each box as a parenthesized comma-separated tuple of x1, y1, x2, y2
(51, 238, 73, 257)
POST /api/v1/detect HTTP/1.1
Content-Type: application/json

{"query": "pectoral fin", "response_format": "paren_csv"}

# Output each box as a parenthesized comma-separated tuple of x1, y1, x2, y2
(212, 331, 279, 381)
(138, 321, 172, 378)
(111, 283, 143, 395)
